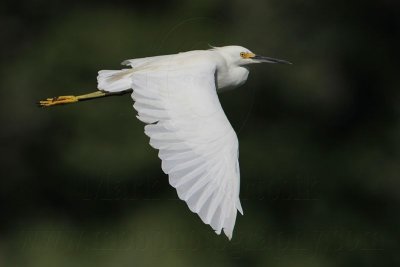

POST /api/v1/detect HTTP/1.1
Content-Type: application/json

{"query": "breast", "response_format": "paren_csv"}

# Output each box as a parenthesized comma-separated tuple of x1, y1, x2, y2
(216, 66, 249, 91)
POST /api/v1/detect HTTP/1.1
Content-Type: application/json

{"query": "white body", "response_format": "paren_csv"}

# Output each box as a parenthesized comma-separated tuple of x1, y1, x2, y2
(97, 46, 257, 239)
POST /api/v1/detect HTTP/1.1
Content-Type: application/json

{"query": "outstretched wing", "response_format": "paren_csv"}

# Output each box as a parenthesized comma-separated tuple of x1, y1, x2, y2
(99, 58, 243, 239)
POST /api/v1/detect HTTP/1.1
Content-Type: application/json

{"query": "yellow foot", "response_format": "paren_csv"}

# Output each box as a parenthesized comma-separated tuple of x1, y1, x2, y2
(38, 95, 79, 107)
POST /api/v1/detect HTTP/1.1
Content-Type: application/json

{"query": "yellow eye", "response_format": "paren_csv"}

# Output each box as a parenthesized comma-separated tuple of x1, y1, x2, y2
(240, 52, 246, 57)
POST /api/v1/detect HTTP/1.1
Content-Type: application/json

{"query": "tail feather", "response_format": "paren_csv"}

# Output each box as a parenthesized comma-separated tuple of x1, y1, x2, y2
(97, 69, 134, 92)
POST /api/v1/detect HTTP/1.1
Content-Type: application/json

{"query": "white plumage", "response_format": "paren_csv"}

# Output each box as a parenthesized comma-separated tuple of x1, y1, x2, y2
(96, 45, 290, 239)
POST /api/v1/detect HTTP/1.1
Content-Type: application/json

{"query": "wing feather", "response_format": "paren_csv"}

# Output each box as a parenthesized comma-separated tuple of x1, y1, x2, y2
(99, 56, 242, 239)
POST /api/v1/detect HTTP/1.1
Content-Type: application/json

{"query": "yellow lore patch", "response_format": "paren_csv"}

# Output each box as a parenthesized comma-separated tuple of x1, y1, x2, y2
(240, 52, 255, 59)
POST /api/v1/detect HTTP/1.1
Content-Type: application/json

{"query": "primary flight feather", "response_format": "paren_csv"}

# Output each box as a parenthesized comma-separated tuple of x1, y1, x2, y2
(39, 45, 291, 239)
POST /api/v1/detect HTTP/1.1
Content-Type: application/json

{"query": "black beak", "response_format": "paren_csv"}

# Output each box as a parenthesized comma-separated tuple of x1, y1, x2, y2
(253, 55, 292, 65)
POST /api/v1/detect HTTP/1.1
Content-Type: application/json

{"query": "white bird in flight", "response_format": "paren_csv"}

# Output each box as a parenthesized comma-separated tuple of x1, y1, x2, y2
(39, 45, 291, 239)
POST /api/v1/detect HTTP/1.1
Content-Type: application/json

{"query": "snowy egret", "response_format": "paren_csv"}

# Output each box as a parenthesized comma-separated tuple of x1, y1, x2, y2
(39, 45, 291, 239)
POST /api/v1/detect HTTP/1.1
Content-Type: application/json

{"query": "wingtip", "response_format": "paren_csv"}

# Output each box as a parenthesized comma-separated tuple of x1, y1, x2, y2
(121, 60, 130, 66)
(223, 228, 233, 240)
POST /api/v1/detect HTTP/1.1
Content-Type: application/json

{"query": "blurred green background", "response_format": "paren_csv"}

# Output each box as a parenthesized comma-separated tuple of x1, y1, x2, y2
(1, 0, 400, 266)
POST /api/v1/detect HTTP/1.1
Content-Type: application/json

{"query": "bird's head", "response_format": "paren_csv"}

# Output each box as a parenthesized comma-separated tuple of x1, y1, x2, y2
(213, 45, 292, 66)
